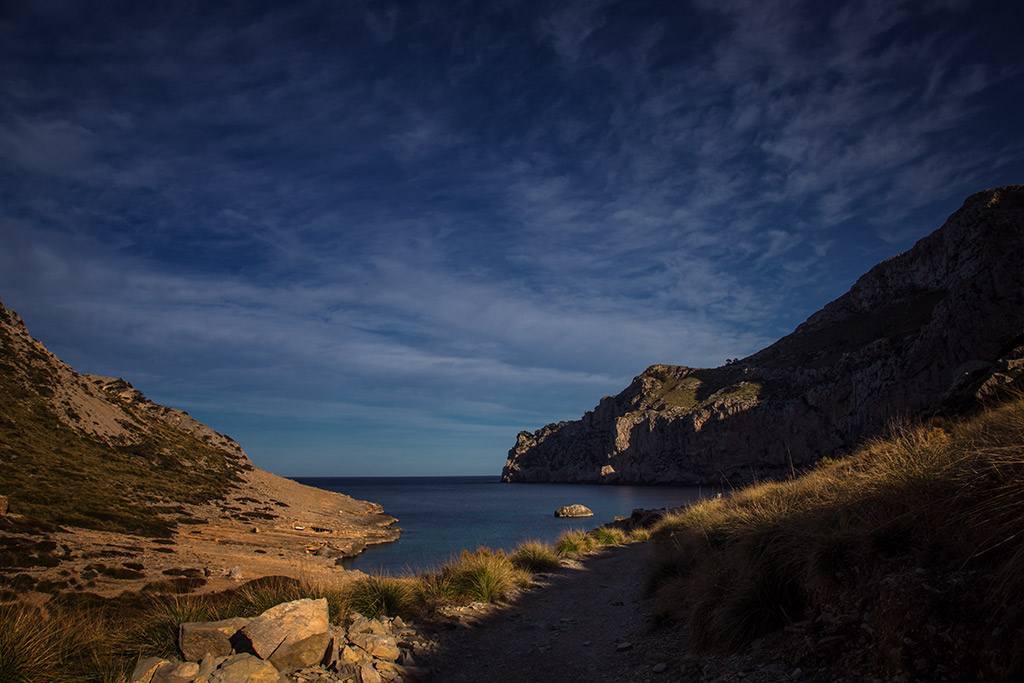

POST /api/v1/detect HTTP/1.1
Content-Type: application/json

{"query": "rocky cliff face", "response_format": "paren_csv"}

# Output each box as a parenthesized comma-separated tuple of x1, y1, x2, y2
(502, 186, 1024, 485)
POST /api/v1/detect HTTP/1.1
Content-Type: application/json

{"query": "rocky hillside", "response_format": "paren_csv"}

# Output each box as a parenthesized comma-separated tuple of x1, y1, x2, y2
(502, 185, 1024, 484)
(0, 300, 398, 595)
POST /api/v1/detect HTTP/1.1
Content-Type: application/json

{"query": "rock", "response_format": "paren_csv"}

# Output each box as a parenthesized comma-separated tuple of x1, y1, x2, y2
(615, 641, 634, 651)
(393, 664, 431, 680)
(358, 661, 382, 683)
(502, 186, 1024, 485)
(348, 616, 387, 636)
(226, 566, 243, 581)
(208, 653, 281, 683)
(238, 598, 331, 672)
(152, 661, 200, 683)
(179, 616, 250, 661)
(554, 504, 593, 518)
(350, 632, 401, 661)
(131, 657, 170, 683)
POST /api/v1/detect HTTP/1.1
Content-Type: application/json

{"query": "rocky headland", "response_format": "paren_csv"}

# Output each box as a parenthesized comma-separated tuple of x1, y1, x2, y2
(503, 185, 1024, 485)
(0, 299, 399, 596)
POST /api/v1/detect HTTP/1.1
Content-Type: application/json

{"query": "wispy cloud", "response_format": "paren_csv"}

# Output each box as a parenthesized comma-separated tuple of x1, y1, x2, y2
(1, 0, 1021, 474)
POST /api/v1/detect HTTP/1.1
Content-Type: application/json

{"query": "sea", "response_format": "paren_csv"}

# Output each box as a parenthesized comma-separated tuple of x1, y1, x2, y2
(293, 475, 715, 575)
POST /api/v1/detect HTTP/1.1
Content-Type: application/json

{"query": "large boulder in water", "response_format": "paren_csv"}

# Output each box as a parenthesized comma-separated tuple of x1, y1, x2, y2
(555, 504, 593, 518)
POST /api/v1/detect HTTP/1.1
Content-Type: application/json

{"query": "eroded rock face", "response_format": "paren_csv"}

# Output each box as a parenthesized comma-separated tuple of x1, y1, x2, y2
(502, 186, 1024, 485)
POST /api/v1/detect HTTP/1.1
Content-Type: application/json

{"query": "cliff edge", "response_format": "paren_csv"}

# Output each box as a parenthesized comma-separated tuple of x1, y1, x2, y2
(502, 185, 1024, 484)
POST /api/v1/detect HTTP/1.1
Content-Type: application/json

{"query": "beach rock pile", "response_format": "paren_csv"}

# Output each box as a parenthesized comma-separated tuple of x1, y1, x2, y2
(130, 599, 432, 683)
(554, 504, 593, 518)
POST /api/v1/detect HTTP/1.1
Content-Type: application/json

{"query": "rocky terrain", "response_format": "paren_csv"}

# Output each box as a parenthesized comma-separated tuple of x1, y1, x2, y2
(0, 299, 399, 596)
(132, 601, 435, 683)
(503, 185, 1024, 484)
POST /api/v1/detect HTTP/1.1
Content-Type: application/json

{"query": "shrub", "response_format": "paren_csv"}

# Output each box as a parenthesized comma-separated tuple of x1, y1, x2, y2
(344, 574, 417, 618)
(555, 530, 595, 557)
(591, 527, 627, 546)
(510, 541, 562, 572)
(440, 547, 520, 603)
(120, 594, 216, 660)
(0, 603, 71, 683)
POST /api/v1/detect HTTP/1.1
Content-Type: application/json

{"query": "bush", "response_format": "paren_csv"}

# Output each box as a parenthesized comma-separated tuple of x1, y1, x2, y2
(344, 574, 417, 618)
(592, 527, 627, 546)
(510, 541, 562, 572)
(440, 547, 521, 603)
(555, 530, 595, 557)
(119, 594, 216, 660)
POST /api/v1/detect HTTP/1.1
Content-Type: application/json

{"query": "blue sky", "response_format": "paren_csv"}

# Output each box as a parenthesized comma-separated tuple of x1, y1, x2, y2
(1, 0, 1022, 476)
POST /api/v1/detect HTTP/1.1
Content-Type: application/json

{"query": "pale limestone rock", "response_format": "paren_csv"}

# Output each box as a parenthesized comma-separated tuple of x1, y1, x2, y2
(208, 654, 281, 683)
(238, 598, 330, 672)
(131, 657, 170, 683)
(348, 615, 387, 636)
(554, 504, 593, 518)
(152, 661, 200, 683)
(350, 632, 401, 661)
(179, 616, 250, 661)
(358, 661, 382, 683)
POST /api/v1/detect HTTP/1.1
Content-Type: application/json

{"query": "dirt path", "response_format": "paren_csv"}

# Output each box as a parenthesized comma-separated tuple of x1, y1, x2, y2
(419, 543, 685, 682)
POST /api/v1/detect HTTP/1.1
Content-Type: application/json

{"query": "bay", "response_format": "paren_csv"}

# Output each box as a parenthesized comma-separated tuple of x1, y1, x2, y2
(293, 476, 716, 575)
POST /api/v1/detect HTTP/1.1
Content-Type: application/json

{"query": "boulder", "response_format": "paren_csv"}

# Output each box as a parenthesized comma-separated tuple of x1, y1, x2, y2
(207, 653, 281, 683)
(179, 617, 250, 661)
(554, 504, 593, 518)
(238, 598, 331, 672)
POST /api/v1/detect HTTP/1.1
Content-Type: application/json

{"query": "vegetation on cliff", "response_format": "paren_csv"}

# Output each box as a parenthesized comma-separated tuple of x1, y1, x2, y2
(0, 304, 250, 539)
(648, 393, 1024, 680)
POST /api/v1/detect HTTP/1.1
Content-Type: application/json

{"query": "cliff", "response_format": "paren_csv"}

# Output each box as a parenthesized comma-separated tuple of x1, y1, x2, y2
(502, 185, 1024, 484)
(0, 300, 398, 595)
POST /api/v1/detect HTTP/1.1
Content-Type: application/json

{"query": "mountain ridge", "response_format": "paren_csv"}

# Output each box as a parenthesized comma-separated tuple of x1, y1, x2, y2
(502, 185, 1024, 485)
(0, 300, 398, 595)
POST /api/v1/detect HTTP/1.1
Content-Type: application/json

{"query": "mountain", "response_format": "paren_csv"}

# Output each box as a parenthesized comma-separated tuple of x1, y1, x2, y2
(0, 300, 398, 595)
(502, 185, 1024, 485)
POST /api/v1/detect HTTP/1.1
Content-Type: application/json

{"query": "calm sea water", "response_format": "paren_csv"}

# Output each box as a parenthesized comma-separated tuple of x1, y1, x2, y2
(293, 476, 715, 574)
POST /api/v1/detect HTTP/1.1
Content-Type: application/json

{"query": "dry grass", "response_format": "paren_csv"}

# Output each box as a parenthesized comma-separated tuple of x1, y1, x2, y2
(510, 540, 562, 572)
(648, 395, 1024, 676)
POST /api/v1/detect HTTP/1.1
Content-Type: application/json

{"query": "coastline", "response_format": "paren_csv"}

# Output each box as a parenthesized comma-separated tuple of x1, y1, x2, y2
(7, 466, 400, 597)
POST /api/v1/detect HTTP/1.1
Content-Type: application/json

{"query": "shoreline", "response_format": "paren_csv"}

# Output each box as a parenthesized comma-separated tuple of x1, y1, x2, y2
(4, 466, 400, 598)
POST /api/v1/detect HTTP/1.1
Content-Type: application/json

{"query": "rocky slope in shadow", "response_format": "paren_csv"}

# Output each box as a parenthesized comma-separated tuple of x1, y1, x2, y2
(0, 300, 398, 595)
(502, 185, 1024, 485)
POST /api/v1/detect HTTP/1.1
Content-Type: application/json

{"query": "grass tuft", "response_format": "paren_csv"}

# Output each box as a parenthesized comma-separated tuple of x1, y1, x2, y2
(591, 526, 627, 546)
(438, 547, 521, 603)
(555, 530, 595, 557)
(344, 574, 417, 618)
(510, 541, 562, 572)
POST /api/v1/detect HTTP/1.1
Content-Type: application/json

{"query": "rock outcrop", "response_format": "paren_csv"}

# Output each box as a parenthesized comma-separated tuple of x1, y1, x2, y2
(502, 186, 1024, 485)
(554, 505, 594, 518)
(132, 602, 433, 683)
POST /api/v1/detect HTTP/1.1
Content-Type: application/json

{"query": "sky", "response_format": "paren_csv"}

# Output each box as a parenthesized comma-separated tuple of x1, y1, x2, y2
(1, 0, 1022, 476)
